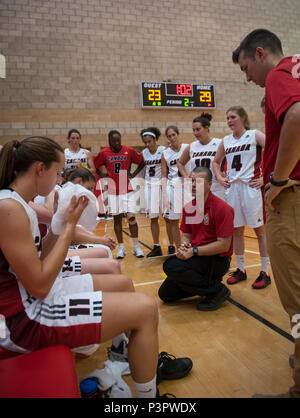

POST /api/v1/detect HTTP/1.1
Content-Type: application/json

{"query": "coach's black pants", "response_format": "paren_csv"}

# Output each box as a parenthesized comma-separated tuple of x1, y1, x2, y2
(158, 255, 231, 302)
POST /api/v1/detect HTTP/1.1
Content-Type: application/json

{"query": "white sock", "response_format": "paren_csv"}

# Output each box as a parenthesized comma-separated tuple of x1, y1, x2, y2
(112, 333, 128, 348)
(118, 243, 124, 249)
(154, 244, 160, 247)
(261, 257, 270, 275)
(235, 254, 245, 272)
(133, 375, 157, 398)
(132, 237, 139, 248)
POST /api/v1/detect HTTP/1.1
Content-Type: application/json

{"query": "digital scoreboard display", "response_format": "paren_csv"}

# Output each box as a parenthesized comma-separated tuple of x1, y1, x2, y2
(139, 81, 215, 109)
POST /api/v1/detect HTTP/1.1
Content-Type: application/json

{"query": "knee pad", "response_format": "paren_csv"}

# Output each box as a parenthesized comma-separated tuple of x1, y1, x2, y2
(127, 215, 136, 225)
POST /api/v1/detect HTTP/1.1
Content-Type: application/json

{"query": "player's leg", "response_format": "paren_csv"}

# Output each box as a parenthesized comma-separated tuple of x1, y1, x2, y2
(80, 258, 121, 275)
(146, 217, 162, 258)
(127, 212, 144, 258)
(227, 226, 247, 284)
(169, 219, 181, 249)
(68, 246, 109, 259)
(113, 213, 126, 259)
(252, 224, 271, 288)
(101, 291, 159, 394)
(163, 218, 175, 254)
(244, 184, 270, 288)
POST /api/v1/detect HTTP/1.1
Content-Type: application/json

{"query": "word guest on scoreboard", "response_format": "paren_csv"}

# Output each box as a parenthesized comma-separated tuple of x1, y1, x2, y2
(139, 81, 216, 109)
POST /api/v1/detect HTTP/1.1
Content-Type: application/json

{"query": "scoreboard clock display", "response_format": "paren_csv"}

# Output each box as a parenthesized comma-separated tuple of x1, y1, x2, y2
(139, 81, 215, 109)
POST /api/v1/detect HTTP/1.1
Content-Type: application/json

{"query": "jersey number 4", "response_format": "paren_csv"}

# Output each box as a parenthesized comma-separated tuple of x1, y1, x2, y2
(231, 155, 242, 171)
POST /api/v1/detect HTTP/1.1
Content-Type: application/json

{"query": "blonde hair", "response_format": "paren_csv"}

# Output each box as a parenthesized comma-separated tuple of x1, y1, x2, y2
(226, 106, 250, 130)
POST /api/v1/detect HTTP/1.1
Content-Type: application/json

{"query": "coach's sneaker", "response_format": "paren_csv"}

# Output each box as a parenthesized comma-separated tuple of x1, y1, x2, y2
(227, 268, 247, 285)
(116, 246, 126, 259)
(156, 388, 176, 398)
(168, 245, 176, 255)
(133, 245, 144, 258)
(252, 271, 271, 289)
(197, 284, 231, 311)
(107, 340, 128, 363)
(146, 245, 162, 258)
(156, 351, 193, 384)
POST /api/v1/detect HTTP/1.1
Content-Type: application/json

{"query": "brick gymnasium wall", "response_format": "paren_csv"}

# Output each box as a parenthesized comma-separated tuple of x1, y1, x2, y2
(0, 0, 299, 153)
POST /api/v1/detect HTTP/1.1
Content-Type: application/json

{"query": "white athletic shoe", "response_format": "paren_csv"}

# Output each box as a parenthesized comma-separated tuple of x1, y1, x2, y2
(116, 246, 126, 259)
(133, 246, 144, 258)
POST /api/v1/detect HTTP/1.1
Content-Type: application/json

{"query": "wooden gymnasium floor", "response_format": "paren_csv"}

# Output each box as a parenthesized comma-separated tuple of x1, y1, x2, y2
(75, 214, 294, 398)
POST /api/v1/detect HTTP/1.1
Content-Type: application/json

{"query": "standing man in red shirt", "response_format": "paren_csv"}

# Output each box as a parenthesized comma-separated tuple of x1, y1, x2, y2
(94, 130, 145, 259)
(158, 166, 234, 311)
(232, 28, 300, 397)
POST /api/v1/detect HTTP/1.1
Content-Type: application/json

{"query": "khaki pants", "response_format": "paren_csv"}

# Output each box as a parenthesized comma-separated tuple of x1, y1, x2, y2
(266, 185, 300, 397)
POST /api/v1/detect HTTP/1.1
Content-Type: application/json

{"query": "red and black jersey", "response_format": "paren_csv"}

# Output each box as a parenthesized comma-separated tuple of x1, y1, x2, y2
(94, 146, 142, 195)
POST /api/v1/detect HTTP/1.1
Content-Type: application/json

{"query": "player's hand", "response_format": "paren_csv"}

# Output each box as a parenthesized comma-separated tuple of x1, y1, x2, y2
(103, 234, 117, 250)
(219, 177, 230, 189)
(249, 176, 264, 189)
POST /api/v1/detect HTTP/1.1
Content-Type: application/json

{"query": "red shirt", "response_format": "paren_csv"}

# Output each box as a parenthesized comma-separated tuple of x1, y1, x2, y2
(264, 56, 300, 184)
(180, 192, 234, 257)
(94, 145, 142, 195)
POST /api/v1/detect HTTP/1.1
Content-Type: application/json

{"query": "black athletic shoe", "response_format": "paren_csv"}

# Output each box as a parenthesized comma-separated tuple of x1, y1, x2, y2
(227, 268, 247, 285)
(156, 351, 193, 384)
(156, 388, 176, 398)
(168, 245, 176, 255)
(197, 285, 231, 311)
(146, 245, 162, 258)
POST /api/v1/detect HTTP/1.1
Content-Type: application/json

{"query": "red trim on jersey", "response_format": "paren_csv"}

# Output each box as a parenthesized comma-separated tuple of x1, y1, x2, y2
(252, 145, 262, 180)
(6, 310, 102, 351)
(0, 250, 25, 318)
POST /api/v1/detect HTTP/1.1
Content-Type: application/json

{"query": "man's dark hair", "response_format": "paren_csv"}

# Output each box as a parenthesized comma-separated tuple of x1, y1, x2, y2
(232, 29, 283, 63)
(192, 166, 212, 182)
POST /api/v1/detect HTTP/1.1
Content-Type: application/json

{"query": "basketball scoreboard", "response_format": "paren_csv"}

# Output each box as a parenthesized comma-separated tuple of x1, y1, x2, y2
(139, 81, 215, 109)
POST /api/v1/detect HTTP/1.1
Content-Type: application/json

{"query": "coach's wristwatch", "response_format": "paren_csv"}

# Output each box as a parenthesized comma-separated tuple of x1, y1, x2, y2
(193, 246, 198, 256)
(269, 172, 289, 187)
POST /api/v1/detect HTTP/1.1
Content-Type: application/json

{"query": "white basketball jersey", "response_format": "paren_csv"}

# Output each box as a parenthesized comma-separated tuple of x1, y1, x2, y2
(223, 130, 262, 183)
(142, 145, 165, 183)
(163, 143, 189, 181)
(189, 138, 224, 196)
(64, 148, 88, 170)
(0, 189, 42, 307)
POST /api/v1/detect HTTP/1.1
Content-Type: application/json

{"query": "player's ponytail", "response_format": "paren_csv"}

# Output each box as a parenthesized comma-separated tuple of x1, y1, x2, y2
(193, 113, 212, 129)
(0, 136, 64, 189)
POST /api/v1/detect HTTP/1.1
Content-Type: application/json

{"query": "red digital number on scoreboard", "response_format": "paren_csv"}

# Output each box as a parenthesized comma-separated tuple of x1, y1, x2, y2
(176, 84, 192, 96)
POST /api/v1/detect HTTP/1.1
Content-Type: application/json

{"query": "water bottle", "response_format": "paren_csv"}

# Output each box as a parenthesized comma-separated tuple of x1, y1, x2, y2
(80, 377, 103, 398)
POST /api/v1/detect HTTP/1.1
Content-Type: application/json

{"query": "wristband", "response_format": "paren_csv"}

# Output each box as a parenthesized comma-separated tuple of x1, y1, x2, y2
(269, 172, 289, 187)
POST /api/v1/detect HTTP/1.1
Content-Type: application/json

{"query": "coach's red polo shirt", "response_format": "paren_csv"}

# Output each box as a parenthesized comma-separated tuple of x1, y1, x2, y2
(180, 192, 234, 257)
(264, 56, 300, 185)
